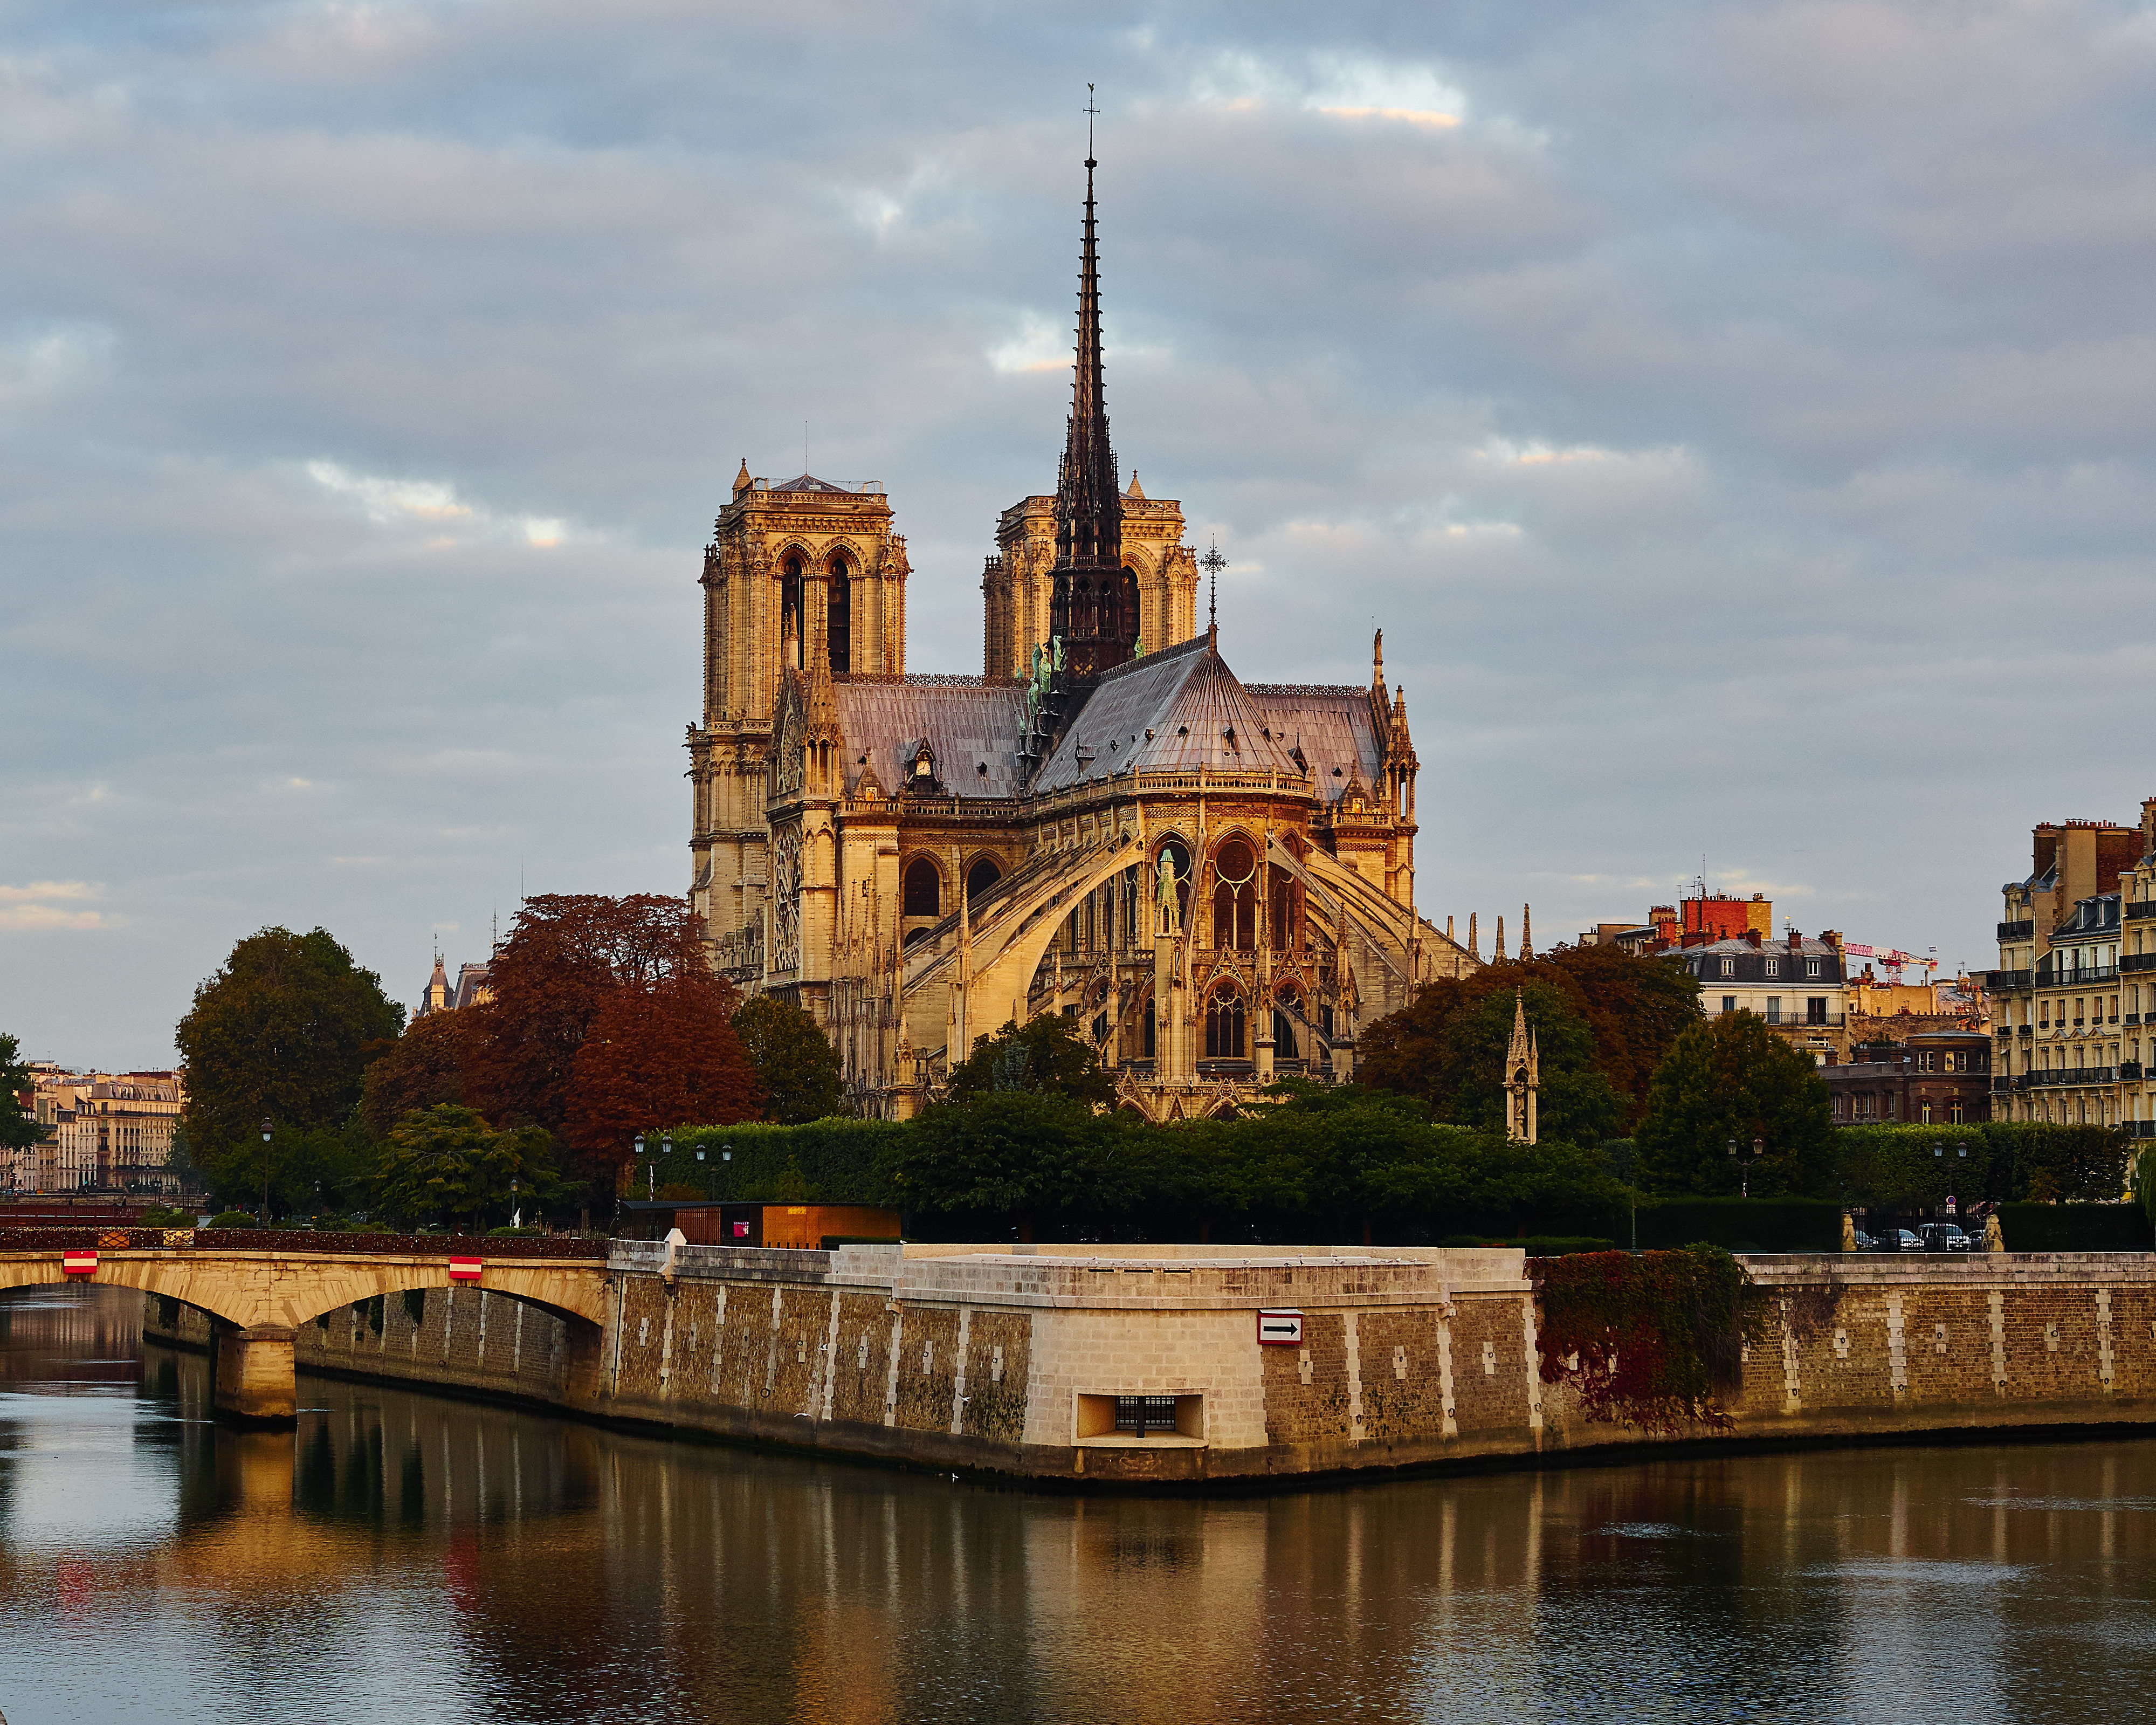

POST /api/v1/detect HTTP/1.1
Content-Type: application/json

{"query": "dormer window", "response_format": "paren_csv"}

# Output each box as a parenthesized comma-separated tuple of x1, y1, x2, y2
(1807, 959, 1821, 978)
(1720, 958, 1735, 978)
(1765, 959, 1780, 977)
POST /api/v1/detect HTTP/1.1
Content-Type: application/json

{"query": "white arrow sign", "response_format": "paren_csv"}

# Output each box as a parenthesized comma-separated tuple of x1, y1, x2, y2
(1257, 1309, 1303, 1345)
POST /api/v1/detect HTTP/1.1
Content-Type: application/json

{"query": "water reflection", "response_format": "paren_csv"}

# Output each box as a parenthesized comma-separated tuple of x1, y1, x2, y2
(1, 1285, 2154, 1722)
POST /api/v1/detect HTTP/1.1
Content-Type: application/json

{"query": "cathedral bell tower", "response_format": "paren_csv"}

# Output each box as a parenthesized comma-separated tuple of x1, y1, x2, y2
(1048, 153, 1139, 679)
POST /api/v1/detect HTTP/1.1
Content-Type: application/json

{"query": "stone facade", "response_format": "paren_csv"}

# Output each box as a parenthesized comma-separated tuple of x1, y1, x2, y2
(1990, 804, 2156, 1135)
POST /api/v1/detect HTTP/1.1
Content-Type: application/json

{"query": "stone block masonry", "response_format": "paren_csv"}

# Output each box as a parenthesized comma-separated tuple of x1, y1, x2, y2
(136, 1246, 2156, 1489)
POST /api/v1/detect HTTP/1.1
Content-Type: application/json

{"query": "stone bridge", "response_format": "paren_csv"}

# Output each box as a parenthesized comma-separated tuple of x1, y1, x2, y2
(1, 1247, 610, 1424)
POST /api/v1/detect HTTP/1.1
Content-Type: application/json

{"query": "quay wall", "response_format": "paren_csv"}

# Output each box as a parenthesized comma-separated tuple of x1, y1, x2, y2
(136, 1247, 2156, 1487)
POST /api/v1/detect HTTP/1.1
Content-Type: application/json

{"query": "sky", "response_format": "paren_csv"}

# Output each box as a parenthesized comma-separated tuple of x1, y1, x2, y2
(6, 0, 2156, 1069)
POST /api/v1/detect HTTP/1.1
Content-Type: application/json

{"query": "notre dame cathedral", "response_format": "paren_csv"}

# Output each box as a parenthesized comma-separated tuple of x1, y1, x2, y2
(685, 155, 1477, 1119)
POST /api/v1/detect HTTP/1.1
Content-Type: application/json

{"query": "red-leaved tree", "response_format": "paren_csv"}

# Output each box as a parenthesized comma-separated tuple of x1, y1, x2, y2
(461, 895, 762, 1189)
(564, 974, 764, 1173)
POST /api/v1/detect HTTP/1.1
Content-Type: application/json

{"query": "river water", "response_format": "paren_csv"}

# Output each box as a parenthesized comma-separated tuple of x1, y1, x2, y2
(4, 1285, 2154, 1723)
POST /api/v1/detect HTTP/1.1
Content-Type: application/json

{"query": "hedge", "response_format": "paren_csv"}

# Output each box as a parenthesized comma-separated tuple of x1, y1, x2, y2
(666, 1120, 905, 1205)
(1993, 1203, 2153, 1253)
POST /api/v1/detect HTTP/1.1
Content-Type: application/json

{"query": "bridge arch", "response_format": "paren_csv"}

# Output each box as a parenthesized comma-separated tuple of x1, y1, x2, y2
(0, 1250, 610, 1427)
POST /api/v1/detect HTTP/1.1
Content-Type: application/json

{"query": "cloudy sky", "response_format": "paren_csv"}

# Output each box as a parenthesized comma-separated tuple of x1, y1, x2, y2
(5, 0, 2155, 1068)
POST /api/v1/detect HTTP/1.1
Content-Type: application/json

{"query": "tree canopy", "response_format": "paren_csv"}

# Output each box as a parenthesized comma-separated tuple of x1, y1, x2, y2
(459, 893, 713, 1135)
(732, 994, 844, 1124)
(894, 1091, 1150, 1241)
(360, 1009, 467, 1136)
(1634, 1012, 1835, 1197)
(945, 1013, 1117, 1107)
(175, 927, 404, 1158)
(373, 1104, 560, 1229)
(0, 1034, 40, 1154)
(1356, 966, 1626, 1145)
(562, 971, 763, 1167)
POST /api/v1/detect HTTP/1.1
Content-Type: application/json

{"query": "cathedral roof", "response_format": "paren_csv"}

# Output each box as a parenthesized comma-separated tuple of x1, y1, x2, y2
(772, 473, 852, 493)
(831, 679, 1029, 800)
(1030, 634, 1304, 794)
(1243, 685, 1386, 806)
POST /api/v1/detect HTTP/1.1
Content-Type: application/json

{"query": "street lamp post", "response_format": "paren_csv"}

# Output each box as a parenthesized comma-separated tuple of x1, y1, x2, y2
(1728, 1135, 1766, 1200)
(260, 1117, 273, 1225)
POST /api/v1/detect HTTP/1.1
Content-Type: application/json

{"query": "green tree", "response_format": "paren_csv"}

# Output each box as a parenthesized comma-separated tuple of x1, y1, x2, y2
(176, 927, 404, 1162)
(0, 1034, 41, 1156)
(1634, 1013, 1834, 1198)
(373, 1104, 560, 1230)
(946, 1013, 1116, 1107)
(1541, 943, 1705, 1129)
(894, 1092, 1142, 1240)
(1361, 950, 1700, 1135)
(732, 995, 844, 1124)
(203, 1116, 376, 1220)
(1358, 972, 1623, 1146)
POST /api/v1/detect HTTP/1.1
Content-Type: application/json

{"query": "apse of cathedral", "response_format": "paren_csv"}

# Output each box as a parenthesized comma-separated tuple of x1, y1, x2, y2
(685, 154, 1478, 1121)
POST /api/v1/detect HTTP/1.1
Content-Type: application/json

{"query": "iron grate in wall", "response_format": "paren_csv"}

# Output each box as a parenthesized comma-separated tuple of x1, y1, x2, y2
(1113, 1394, 1179, 1435)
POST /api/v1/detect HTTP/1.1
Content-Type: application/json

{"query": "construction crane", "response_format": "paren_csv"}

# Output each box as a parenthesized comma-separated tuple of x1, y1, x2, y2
(1838, 942, 1938, 985)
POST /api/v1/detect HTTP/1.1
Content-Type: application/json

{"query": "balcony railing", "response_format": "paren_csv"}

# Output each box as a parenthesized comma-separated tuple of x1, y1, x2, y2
(1997, 920, 2035, 941)
(1987, 970, 2032, 992)
(2123, 1061, 2146, 1081)
(2127, 902, 2156, 922)
(2017, 1025, 2034, 1037)
(2037, 965, 2118, 985)
(2126, 1121, 2156, 1138)
(2121, 954, 2156, 975)
(2026, 1067, 2117, 1088)
(1990, 1077, 2017, 1094)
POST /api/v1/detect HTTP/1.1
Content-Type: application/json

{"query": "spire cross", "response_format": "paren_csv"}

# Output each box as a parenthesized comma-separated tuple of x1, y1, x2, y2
(1200, 540, 1228, 629)
(1084, 84, 1099, 160)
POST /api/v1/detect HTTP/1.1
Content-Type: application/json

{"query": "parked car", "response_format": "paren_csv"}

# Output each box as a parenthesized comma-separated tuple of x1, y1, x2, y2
(1869, 1229, 1925, 1252)
(1851, 1228, 1877, 1252)
(1918, 1224, 1973, 1252)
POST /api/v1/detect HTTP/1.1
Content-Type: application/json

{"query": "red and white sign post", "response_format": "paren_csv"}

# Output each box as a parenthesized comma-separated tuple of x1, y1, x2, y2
(61, 1250, 98, 1279)
(448, 1257, 483, 1283)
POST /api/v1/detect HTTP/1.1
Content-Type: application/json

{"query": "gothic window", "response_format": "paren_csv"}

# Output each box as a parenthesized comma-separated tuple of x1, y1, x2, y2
(1213, 838, 1257, 949)
(903, 859, 941, 918)
(1273, 991, 1300, 1060)
(828, 556, 851, 673)
(1143, 995, 1156, 1058)
(966, 858, 1002, 905)
(782, 556, 804, 659)
(1205, 993, 1246, 1059)
(1119, 569, 1139, 643)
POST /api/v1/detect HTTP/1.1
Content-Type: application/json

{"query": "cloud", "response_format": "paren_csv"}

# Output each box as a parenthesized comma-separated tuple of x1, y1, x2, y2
(305, 461, 570, 547)
(0, 882, 107, 932)
(4, 0, 2154, 1061)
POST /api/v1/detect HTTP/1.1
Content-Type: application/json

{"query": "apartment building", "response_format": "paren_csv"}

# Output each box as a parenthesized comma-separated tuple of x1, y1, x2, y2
(1989, 807, 2154, 1136)
(11, 1067, 186, 1194)
(1659, 927, 1849, 1064)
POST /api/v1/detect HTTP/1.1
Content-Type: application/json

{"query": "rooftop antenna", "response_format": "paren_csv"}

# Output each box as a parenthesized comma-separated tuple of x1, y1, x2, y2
(1200, 539, 1227, 634)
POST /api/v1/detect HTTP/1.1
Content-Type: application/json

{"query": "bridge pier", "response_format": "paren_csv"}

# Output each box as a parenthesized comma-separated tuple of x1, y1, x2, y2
(212, 1322, 297, 1427)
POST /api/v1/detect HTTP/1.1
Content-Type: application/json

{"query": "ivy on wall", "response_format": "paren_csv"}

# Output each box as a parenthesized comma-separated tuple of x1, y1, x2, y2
(1534, 1244, 1759, 1435)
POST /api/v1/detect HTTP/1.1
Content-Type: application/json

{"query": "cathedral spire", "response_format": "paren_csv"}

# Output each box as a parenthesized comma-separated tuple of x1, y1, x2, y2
(1050, 134, 1130, 677)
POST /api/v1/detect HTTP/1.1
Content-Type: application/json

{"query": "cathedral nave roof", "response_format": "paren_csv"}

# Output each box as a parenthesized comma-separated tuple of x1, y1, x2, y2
(830, 679, 1029, 800)
(1029, 634, 1304, 795)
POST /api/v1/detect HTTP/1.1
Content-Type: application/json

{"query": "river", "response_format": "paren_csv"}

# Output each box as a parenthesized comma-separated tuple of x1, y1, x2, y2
(3, 1284, 2154, 1722)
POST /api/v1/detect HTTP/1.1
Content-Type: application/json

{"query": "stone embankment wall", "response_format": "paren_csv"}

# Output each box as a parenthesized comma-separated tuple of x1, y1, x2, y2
(138, 1247, 2156, 1487)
